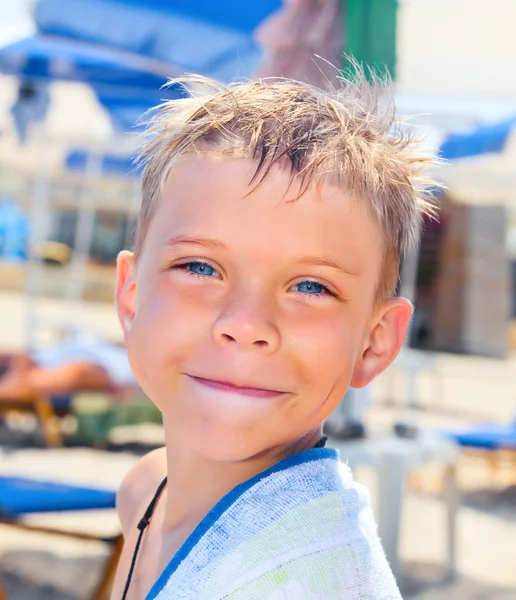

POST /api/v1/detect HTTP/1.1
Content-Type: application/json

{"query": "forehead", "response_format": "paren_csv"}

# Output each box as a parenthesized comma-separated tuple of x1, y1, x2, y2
(148, 156, 382, 272)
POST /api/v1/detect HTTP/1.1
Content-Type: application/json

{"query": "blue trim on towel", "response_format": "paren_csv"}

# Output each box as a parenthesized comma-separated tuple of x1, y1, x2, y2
(145, 446, 338, 600)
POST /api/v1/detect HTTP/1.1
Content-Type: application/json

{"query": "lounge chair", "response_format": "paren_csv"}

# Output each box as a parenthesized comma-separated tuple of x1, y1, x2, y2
(0, 353, 138, 448)
(0, 475, 122, 600)
(0, 354, 69, 447)
(443, 420, 516, 452)
(0, 392, 66, 447)
(442, 421, 516, 484)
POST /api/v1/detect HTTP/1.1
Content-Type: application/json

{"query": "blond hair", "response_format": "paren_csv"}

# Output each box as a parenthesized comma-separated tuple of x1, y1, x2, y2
(136, 70, 437, 297)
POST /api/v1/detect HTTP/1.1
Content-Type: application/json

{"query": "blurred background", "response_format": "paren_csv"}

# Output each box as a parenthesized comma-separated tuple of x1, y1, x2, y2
(0, 1, 515, 599)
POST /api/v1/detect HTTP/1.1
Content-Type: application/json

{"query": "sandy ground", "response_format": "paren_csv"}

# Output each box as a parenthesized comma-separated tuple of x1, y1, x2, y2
(1, 291, 516, 598)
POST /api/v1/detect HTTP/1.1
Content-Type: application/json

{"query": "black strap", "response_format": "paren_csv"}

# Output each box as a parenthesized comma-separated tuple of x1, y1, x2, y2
(121, 437, 326, 598)
(121, 476, 168, 600)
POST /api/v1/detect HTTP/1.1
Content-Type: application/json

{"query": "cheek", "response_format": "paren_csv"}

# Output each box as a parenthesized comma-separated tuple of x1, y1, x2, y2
(126, 278, 213, 393)
(279, 311, 366, 429)
(285, 308, 360, 390)
(137, 274, 216, 334)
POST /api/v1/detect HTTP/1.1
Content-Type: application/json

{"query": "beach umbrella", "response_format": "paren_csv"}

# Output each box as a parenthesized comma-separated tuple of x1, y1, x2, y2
(0, 33, 184, 132)
(35, 0, 346, 88)
(35, 0, 282, 82)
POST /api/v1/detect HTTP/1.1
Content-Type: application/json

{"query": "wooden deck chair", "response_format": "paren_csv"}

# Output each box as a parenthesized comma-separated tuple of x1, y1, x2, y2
(0, 355, 64, 447)
(0, 353, 142, 448)
(0, 393, 64, 447)
(0, 476, 123, 600)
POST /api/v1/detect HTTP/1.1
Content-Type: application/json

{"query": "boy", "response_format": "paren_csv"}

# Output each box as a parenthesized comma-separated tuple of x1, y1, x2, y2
(112, 72, 435, 600)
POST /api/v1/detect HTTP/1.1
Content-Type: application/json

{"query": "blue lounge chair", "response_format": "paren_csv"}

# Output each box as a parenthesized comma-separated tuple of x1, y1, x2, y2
(0, 476, 122, 600)
(441, 421, 516, 485)
(443, 422, 516, 450)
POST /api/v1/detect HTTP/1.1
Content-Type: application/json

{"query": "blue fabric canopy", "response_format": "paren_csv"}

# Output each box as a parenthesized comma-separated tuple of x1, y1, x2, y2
(35, 0, 282, 82)
(2, 0, 282, 131)
(0, 34, 176, 97)
(439, 116, 516, 160)
(0, 34, 187, 130)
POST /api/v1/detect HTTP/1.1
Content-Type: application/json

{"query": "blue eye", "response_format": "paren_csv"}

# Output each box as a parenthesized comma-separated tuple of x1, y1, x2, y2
(293, 281, 328, 295)
(186, 262, 218, 277)
(172, 261, 220, 277)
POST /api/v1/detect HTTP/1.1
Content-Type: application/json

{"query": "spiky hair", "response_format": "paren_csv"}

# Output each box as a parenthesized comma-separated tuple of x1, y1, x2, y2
(136, 69, 437, 297)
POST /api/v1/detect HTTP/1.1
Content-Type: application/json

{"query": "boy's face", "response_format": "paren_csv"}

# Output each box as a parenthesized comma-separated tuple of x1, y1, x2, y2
(117, 157, 411, 461)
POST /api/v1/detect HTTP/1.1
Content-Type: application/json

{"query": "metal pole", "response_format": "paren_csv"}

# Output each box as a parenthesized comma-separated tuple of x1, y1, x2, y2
(65, 150, 102, 302)
(24, 141, 52, 351)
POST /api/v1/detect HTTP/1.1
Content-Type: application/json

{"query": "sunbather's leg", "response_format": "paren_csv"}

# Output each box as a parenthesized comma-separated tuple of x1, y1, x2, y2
(0, 361, 113, 399)
(27, 362, 113, 395)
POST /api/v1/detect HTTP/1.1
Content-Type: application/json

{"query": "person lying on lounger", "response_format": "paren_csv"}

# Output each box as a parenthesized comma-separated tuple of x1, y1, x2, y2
(0, 333, 136, 399)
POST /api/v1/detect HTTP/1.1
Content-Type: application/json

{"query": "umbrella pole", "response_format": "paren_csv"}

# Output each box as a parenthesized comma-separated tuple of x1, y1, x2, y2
(25, 140, 51, 352)
(65, 150, 102, 305)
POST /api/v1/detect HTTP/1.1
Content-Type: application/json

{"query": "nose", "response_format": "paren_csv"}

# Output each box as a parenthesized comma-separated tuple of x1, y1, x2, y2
(211, 292, 280, 353)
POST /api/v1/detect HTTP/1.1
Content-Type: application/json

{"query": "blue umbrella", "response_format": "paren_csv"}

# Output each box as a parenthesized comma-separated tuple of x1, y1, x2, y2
(35, 0, 282, 82)
(0, 34, 178, 96)
(0, 34, 187, 131)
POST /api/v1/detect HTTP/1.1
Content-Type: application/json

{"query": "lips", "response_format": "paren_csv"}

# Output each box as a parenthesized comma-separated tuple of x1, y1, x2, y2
(187, 375, 287, 399)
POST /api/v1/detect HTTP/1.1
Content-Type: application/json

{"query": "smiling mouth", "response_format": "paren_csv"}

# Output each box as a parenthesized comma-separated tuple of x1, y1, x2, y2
(187, 375, 287, 398)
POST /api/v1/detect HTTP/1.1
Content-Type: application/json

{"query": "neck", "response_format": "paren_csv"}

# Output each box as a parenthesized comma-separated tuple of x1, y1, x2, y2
(161, 425, 322, 532)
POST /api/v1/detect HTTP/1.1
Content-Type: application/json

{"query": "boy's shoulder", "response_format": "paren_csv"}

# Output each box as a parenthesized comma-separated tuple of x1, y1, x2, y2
(116, 446, 167, 536)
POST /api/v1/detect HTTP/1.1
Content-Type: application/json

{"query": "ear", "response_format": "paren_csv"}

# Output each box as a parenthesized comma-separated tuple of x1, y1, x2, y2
(116, 251, 137, 343)
(350, 297, 413, 389)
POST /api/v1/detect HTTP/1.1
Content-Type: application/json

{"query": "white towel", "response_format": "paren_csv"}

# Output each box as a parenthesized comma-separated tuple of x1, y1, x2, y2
(147, 447, 402, 600)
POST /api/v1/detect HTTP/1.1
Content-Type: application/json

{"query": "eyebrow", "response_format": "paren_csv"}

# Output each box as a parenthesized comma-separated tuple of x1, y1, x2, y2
(295, 255, 359, 277)
(163, 236, 358, 277)
(163, 235, 228, 250)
